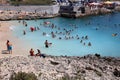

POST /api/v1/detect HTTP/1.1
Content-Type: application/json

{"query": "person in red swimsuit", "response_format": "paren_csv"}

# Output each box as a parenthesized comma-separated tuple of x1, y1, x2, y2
(29, 48, 34, 56)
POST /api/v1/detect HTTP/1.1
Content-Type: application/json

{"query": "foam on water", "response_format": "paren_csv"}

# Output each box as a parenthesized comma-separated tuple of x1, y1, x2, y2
(9, 26, 16, 31)
(11, 12, 120, 57)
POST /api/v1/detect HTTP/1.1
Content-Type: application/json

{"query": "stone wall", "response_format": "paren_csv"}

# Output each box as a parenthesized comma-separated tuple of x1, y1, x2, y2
(0, 5, 60, 14)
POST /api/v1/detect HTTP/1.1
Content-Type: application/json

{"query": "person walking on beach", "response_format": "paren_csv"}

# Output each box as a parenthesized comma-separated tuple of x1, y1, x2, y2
(6, 40, 12, 54)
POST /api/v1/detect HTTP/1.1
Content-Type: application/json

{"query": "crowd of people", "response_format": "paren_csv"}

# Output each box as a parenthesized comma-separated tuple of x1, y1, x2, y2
(42, 21, 92, 46)
(3, 18, 120, 57)
(7, 18, 120, 56)
(18, 20, 93, 48)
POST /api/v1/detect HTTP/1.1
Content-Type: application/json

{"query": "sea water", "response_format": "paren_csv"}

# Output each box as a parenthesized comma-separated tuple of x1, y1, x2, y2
(11, 12, 120, 57)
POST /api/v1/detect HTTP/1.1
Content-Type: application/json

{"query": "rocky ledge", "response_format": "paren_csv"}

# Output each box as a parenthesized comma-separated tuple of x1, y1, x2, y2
(0, 11, 58, 21)
(0, 54, 120, 80)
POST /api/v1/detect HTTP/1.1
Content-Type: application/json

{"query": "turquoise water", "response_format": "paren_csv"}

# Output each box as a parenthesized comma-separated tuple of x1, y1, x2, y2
(11, 12, 120, 57)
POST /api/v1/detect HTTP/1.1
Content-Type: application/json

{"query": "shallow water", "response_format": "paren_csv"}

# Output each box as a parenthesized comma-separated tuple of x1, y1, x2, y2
(11, 12, 120, 57)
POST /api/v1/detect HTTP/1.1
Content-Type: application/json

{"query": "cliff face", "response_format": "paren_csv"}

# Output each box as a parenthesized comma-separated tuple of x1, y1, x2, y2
(0, 0, 8, 4)
(0, 55, 120, 80)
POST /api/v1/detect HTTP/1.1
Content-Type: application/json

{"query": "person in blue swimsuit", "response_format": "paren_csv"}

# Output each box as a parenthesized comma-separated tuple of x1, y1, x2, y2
(6, 40, 12, 54)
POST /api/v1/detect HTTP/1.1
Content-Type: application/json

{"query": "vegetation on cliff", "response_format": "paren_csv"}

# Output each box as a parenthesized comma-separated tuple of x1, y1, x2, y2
(10, 0, 53, 5)
(10, 72, 38, 80)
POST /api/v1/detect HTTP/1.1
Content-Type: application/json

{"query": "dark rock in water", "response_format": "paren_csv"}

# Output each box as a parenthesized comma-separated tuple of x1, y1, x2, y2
(50, 60, 59, 65)
(95, 53, 100, 58)
(113, 68, 120, 77)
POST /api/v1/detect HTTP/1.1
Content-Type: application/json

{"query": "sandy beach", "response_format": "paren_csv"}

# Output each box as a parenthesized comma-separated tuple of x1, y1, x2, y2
(0, 21, 31, 58)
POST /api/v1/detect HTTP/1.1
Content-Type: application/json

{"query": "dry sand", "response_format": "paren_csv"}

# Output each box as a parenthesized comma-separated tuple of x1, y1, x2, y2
(0, 21, 31, 58)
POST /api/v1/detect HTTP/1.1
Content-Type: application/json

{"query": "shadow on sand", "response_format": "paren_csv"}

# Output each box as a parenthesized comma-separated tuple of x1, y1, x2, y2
(2, 50, 9, 54)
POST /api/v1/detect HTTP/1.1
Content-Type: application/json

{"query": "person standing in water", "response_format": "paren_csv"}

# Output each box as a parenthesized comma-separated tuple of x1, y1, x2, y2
(23, 30, 26, 35)
(44, 40, 49, 48)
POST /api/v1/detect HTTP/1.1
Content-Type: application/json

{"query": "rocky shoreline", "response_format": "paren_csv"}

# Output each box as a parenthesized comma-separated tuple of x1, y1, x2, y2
(0, 5, 120, 20)
(0, 10, 59, 21)
(0, 5, 59, 21)
(0, 54, 120, 80)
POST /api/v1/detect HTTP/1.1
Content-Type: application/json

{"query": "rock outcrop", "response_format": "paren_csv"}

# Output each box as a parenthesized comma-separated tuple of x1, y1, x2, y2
(0, 54, 120, 80)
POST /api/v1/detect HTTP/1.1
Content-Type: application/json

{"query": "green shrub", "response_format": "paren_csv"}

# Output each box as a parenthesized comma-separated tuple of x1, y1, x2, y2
(11, 0, 53, 5)
(94, 69, 102, 77)
(9, 72, 38, 80)
(60, 73, 85, 80)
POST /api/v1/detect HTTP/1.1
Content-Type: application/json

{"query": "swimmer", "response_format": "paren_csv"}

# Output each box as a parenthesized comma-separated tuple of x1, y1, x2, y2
(80, 40, 82, 43)
(76, 35, 79, 37)
(25, 23, 27, 27)
(72, 36, 74, 39)
(44, 40, 49, 48)
(55, 31, 58, 34)
(52, 34, 56, 38)
(59, 37, 62, 40)
(77, 37, 80, 40)
(43, 32, 46, 36)
(69, 36, 71, 39)
(58, 27, 60, 30)
(82, 36, 84, 39)
(85, 35, 88, 40)
(44, 40, 52, 48)
(83, 42, 85, 45)
(60, 32, 62, 34)
(23, 30, 26, 35)
(37, 27, 40, 30)
(30, 27, 34, 32)
(51, 31, 54, 34)
(34, 27, 36, 31)
(88, 42, 91, 46)
(112, 33, 117, 37)
(18, 20, 21, 23)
